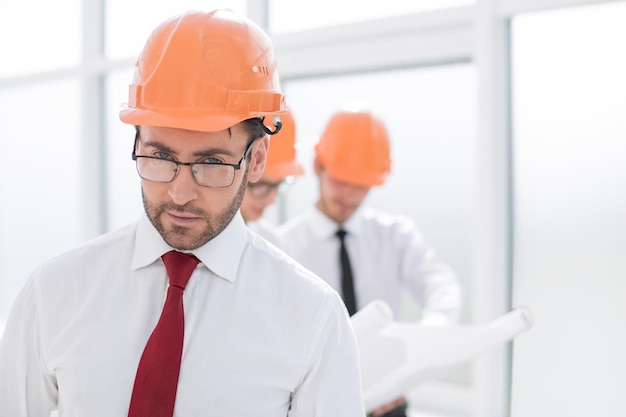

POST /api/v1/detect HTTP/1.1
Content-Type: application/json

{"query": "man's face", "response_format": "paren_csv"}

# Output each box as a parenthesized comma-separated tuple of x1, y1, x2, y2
(137, 124, 266, 250)
(316, 162, 370, 224)
(240, 173, 284, 222)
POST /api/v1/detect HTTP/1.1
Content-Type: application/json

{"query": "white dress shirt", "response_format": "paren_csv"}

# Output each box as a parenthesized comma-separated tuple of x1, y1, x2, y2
(0, 213, 364, 417)
(247, 218, 280, 246)
(275, 207, 461, 323)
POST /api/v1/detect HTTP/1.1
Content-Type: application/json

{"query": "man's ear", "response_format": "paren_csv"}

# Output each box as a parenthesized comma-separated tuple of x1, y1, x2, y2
(313, 155, 322, 177)
(248, 136, 269, 183)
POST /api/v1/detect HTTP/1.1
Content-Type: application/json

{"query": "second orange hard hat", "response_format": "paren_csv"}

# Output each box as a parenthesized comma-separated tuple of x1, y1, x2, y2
(264, 109, 304, 178)
(315, 108, 391, 187)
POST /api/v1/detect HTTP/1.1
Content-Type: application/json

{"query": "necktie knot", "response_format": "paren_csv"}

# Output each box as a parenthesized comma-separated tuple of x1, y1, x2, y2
(161, 251, 200, 289)
(336, 229, 347, 240)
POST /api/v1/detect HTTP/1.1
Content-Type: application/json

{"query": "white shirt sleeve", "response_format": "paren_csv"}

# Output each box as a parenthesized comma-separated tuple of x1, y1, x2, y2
(288, 293, 365, 416)
(0, 270, 58, 417)
(394, 216, 462, 324)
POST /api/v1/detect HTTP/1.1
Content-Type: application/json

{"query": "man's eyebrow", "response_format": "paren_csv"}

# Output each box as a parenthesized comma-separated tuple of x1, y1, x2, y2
(192, 147, 236, 158)
(142, 140, 236, 158)
(142, 140, 175, 154)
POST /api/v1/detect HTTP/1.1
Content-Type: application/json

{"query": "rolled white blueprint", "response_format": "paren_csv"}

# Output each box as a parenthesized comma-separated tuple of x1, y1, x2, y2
(351, 300, 394, 344)
(352, 301, 534, 412)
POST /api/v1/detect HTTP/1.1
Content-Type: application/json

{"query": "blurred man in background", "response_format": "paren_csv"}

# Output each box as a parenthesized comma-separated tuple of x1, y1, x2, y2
(276, 105, 462, 417)
(241, 108, 303, 243)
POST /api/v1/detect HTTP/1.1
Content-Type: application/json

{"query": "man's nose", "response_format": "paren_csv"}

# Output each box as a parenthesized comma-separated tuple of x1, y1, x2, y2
(168, 166, 199, 205)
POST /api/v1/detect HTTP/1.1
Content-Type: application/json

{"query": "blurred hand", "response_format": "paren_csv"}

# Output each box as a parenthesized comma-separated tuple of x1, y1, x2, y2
(368, 396, 406, 417)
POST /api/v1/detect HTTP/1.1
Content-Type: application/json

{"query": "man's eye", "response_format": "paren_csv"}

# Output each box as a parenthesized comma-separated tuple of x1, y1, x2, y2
(203, 157, 224, 164)
(154, 151, 172, 160)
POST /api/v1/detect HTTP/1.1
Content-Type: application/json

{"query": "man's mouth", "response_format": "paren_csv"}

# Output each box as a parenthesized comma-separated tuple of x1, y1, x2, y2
(165, 210, 201, 226)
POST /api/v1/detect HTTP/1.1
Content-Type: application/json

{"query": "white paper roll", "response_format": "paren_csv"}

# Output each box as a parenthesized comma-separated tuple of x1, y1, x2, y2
(356, 303, 534, 412)
(351, 300, 394, 344)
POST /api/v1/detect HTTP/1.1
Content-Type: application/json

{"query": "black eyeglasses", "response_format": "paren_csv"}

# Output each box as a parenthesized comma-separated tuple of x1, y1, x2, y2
(132, 139, 256, 188)
(247, 177, 294, 197)
(247, 180, 282, 197)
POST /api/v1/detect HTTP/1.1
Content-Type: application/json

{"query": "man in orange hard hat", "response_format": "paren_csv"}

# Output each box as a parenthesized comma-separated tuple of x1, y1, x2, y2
(0, 10, 364, 417)
(241, 108, 303, 243)
(276, 105, 462, 417)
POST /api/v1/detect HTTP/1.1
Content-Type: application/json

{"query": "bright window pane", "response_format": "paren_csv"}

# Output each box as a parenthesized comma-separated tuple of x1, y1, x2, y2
(105, 68, 144, 231)
(0, 0, 80, 77)
(511, 2, 626, 416)
(269, 0, 472, 33)
(105, 0, 246, 59)
(0, 79, 82, 320)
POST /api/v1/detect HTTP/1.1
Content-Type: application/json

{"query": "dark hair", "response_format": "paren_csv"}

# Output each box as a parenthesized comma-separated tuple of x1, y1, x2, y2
(233, 118, 266, 161)
(240, 118, 266, 141)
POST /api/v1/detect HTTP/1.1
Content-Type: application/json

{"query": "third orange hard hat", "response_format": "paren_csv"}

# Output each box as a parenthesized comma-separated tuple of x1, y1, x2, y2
(120, 9, 286, 132)
(264, 109, 304, 178)
(315, 107, 391, 187)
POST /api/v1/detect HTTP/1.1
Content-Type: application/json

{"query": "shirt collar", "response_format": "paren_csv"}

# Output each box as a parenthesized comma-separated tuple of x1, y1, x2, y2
(132, 212, 248, 283)
(311, 205, 366, 239)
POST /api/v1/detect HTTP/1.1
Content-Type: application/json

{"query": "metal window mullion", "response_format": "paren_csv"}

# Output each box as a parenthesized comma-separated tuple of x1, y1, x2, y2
(80, 0, 106, 239)
(246, 0, 270, 30)
(271, 6, 474, 80)
(472, 1, 514, 416)
(497, 0, 621, 16)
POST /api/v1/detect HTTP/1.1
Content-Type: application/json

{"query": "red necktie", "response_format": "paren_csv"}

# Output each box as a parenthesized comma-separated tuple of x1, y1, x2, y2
(128, 251, 200, 417)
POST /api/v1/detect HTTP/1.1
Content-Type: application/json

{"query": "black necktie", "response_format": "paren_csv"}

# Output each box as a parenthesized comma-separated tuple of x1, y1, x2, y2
(336, 229, 357, 315)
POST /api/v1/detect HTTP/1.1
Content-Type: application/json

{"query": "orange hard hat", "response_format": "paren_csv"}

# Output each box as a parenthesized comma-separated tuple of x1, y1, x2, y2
(264, 109, 304, 178)
(315, 108, 391, 187)
(119, 9, 286, 132)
